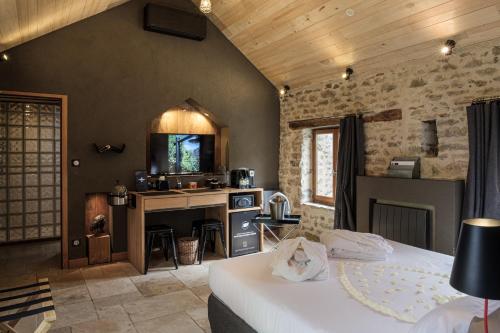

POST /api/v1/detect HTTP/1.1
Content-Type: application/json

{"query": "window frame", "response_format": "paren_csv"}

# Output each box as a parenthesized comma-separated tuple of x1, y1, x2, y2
(312, 127, 339, 206)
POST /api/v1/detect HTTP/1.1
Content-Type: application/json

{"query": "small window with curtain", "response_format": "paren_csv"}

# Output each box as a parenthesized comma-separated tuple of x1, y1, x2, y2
(312, 127, 339, 206)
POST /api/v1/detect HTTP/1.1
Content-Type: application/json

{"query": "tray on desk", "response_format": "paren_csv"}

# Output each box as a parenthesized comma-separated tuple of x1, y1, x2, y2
(251, 214, 301, 226)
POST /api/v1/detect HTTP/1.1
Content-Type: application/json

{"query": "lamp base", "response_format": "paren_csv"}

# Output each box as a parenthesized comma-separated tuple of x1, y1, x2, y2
(484, 298, 488, 333)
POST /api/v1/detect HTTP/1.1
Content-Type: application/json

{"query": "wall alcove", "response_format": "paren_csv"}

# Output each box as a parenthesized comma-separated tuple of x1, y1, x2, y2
(147, 98, 229, 174)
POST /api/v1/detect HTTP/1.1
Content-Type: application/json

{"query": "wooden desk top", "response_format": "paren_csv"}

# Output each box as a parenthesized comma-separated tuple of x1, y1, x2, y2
(130, 187, 263, 199)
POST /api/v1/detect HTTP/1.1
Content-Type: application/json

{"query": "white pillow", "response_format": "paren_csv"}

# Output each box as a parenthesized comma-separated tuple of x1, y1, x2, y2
(409, 296, 500, 333)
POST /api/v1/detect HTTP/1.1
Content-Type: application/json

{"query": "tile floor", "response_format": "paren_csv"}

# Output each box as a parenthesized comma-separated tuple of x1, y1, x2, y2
(0, 240, 225, 333)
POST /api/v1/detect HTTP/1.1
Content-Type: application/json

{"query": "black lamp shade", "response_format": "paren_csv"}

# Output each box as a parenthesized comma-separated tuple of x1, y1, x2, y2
(450, 218, 500, 300)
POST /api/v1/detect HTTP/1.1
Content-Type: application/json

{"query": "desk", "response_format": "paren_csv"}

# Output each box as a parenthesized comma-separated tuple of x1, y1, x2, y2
(127, 188, 264, 274)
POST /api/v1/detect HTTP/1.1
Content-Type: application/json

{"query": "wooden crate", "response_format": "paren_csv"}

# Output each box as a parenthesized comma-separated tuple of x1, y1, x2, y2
(86, 234, 111, 265)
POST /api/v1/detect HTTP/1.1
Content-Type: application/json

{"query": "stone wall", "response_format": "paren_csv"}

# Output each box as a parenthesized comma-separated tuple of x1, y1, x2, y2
(280, 39, 500, 239)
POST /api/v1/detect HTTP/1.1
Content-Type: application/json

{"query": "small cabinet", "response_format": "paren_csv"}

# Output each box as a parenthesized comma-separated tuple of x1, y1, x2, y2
(230, 210, 260, 257)
(86, 234, 111, 265)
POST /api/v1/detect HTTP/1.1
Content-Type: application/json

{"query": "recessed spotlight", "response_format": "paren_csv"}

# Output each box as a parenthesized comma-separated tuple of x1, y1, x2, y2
(279, 85, 290, 98)
(0, 53, 9, 62)
(345, 8, 355, 16)
(441, 39, 456, 56)
(342, 67, 354, 80)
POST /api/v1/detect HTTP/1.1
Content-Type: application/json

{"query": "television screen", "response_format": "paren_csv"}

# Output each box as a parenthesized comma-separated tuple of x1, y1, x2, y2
(150, 133, 215, 175)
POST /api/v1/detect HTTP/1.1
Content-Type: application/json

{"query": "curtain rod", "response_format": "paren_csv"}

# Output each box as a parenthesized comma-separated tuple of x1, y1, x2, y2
(472, 95, 500, 103)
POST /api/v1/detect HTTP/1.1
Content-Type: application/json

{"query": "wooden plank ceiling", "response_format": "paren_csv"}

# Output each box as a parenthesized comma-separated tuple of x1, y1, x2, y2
(0, 0, 130, 52)
(200, 0, 500, 88)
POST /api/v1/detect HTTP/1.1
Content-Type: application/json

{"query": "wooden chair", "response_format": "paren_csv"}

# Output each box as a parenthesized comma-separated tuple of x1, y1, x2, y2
(0, 278, 56, 333)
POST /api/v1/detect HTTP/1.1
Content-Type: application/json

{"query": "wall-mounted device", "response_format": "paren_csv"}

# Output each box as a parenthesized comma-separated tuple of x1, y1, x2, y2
(149, 133, 215, 175)
(230, 194, 255, 209)
(144, 3, 207, 41)
(387, 157, 421, 179)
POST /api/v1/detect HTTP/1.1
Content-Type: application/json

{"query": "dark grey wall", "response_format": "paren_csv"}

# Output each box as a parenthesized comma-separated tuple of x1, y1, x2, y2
(0, 0, 280, 259)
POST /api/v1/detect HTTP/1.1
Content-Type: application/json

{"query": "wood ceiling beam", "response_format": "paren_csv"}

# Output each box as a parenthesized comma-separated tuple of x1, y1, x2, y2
(288, 109, 402, 130)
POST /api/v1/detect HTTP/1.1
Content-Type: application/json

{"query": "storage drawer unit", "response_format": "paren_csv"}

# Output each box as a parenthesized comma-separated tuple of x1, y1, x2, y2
(188, 194, 227, 208)
(144, 197, 188, 211)
(230, 210, 260, 257)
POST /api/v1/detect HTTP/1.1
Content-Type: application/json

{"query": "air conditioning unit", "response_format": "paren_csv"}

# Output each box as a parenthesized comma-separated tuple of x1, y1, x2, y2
(144, 3, 207, 41)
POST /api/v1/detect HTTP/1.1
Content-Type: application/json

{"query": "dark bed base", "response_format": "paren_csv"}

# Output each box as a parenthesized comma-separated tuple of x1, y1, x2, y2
(208, 293, 257, 333)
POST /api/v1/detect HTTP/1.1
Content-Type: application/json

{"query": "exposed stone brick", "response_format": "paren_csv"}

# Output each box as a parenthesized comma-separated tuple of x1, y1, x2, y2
(465, 59, 482, 68)
(476, 67, 497, 76)
(279, 39, 500, 238)
(410, 78, 427, 87)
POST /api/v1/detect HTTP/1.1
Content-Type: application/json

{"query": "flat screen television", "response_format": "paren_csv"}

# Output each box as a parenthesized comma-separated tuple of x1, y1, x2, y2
(150, 133, 215, 175)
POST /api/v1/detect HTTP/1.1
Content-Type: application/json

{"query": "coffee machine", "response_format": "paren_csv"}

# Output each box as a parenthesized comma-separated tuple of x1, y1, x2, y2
(231, 168, 255, 189)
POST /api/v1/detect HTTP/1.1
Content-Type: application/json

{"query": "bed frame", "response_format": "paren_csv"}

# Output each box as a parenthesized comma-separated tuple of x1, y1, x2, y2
(208, 293, 256, 333)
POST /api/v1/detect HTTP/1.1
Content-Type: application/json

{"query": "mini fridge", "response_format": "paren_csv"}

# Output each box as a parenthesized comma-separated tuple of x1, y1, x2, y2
(230, 210, 260, 257)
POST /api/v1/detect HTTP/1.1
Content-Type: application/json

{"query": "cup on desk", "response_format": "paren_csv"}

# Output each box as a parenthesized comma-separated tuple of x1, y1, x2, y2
(188, 182, 198, 189)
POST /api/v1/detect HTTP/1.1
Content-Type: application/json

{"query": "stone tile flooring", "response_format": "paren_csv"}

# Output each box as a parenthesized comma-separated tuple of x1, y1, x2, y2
(0, 240, 227, 333)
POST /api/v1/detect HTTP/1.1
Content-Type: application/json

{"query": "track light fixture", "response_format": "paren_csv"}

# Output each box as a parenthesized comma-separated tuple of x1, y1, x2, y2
(279, 85, 290, 98)
(0, 53, 9, 62)
(441, 39, 456, 56)
(342, 67, 353, 80)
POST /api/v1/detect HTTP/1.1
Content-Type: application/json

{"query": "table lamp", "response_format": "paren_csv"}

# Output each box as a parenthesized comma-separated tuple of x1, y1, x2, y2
(450, 218, 500, 333)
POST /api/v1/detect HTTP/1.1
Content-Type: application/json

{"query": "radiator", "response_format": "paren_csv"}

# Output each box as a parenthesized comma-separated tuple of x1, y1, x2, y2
(371, 203, 431, 250)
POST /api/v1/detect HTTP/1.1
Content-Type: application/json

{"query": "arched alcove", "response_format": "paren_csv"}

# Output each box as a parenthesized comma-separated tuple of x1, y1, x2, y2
(147, 99, 229, 175)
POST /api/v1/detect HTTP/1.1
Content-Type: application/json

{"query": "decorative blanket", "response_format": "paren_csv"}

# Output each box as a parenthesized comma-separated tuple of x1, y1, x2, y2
(338, 260, 464, 323)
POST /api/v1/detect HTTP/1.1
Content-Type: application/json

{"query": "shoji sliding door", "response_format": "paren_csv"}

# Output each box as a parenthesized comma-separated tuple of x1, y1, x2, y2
(0, 95, 62, 243)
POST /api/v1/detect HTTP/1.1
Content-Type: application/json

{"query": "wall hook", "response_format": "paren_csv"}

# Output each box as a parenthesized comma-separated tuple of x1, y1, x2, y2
(94, 143, 126, 154)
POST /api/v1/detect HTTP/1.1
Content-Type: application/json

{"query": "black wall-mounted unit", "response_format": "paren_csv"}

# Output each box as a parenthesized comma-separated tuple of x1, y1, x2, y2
(144, 3, 206, 41)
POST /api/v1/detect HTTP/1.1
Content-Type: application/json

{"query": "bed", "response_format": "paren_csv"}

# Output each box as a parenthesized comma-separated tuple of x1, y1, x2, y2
(208, 240, 460, 333)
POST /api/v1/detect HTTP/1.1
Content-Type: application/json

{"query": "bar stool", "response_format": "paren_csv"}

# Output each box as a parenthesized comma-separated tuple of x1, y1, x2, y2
(191, 218, 228, 264)
(145, 224, 178, 274)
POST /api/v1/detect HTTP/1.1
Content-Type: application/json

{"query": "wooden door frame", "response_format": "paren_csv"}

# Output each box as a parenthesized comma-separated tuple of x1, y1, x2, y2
(0, 90, 69, 269)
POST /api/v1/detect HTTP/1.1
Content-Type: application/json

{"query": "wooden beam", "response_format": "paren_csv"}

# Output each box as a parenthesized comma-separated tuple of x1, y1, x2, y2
(288, 116, 340, 129)
(288, 109, 402, 130)
(363, 109, 402, 123)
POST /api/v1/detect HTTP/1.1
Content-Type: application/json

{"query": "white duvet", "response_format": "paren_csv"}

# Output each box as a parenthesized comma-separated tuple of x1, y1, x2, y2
(209, 241, 456, 333)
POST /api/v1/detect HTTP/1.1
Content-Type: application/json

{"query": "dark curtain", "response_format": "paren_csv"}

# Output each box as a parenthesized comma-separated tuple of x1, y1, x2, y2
(462, 100, 500, 219)
(334, 115, 365, 230)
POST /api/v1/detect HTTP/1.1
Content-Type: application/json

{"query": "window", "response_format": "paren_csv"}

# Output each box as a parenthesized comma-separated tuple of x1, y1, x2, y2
(312, 127, 339, 206)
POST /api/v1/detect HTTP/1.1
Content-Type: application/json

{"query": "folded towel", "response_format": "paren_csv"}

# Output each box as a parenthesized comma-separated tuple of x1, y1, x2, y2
(320, 229, 393, 261)
(409, 296, 500, 333)
(271, 237, 329, 282)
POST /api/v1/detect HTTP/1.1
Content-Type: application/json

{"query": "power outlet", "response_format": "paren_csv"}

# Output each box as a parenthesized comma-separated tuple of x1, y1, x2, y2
(72, 239, 80, 247)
